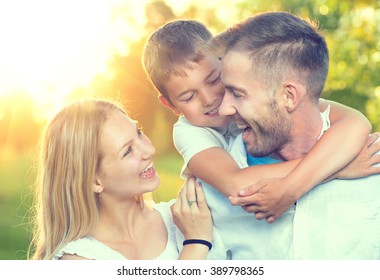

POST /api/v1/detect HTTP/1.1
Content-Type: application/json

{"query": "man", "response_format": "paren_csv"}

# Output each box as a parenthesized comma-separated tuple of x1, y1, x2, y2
(219, 11, 380, 259)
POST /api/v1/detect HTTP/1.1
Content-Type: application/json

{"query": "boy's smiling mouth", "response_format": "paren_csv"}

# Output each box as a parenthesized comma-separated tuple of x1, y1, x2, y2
(205, 106, 220, 116)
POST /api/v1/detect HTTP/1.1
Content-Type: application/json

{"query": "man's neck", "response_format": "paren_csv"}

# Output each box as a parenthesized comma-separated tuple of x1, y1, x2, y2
(277, 108, 323, 161)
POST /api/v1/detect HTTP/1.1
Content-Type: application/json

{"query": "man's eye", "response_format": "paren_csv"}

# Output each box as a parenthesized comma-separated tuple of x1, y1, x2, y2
(230, 89, 241, 98)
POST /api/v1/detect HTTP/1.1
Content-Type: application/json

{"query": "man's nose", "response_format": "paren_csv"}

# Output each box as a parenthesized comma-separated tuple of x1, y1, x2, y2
(219, 92, 236, 117)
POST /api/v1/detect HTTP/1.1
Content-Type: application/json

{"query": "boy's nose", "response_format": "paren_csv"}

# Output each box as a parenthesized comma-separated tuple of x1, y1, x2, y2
(200, 91, 217, 107)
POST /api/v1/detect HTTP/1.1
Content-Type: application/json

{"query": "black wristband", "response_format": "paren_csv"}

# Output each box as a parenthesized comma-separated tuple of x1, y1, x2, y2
(183, 239, 212, 251)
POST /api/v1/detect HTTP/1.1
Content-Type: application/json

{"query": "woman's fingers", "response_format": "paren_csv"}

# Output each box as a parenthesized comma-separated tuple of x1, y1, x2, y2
(186, 176, 198, 208)
(195, 182, 208, 211)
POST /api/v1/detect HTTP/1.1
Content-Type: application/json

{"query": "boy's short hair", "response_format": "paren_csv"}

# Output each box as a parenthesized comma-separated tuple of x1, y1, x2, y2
(209, 29, 231, 59)
(142, 19, 213, 102)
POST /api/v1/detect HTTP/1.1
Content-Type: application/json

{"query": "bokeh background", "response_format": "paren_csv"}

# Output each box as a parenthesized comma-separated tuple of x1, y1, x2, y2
(0, 0, 379, 260)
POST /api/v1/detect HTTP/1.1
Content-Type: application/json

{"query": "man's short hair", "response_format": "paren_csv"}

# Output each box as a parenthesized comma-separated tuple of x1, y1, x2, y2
(225, 11, 329, 101)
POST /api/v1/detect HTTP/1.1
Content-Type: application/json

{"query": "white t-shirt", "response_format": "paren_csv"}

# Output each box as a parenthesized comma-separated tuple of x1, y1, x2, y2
(229, 108, 380, 259)
(52, 201, 179, 260)
(173, 116, 241, 179)
(172, 106, 380, 259)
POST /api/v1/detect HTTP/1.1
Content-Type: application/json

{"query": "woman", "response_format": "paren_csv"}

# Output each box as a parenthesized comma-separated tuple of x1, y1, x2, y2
(29, 99, 215, 260)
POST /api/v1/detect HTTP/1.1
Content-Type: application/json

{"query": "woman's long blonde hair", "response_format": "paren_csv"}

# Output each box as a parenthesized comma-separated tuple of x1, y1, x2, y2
(29, 99, 127, 259)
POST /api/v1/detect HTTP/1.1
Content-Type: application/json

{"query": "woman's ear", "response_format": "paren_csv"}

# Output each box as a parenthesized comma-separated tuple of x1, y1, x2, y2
(92, 178, 103, 194)
(158, 96, 181, 115)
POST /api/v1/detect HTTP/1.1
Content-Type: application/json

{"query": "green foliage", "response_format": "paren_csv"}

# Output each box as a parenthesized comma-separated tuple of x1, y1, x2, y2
(0, 152, 183, 260)
(0, 154, 34, 260)
(2, 0, 379, 260)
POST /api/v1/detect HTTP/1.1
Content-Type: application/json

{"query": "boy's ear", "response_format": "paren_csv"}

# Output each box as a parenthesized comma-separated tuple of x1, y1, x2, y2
(282, 82, 305, 112)
(159, 96, 181, 115)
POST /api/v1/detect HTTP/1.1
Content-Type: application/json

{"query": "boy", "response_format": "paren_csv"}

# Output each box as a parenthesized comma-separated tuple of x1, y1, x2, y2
(142, 19, 380, 259)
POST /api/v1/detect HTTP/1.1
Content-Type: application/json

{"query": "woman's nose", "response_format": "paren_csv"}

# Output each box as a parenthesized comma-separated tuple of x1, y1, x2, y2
(139, 135, 155, 158)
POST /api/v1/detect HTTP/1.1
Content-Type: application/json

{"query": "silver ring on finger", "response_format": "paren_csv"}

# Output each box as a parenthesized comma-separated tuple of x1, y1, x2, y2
(187, 200, 197, 206)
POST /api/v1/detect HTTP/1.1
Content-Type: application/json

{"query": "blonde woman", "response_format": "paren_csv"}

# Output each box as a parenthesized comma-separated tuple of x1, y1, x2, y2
(29, 99, 217, 260)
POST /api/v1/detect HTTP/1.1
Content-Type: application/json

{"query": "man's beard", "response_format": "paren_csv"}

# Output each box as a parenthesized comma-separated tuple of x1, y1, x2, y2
(245, 100, 292, 158)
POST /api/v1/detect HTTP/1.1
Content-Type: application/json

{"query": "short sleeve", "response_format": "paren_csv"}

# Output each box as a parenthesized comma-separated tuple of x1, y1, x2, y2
(173, 117, 229, 175)
(52, 237, 126, 260)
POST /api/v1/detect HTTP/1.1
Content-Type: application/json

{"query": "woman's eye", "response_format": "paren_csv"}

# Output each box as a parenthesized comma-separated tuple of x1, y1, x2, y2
(123, 146, 132, 157)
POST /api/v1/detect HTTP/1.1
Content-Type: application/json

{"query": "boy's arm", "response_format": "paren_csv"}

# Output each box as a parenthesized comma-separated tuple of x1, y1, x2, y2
(174, 116, 301, 197)
(231, 99, 373, 222)
(279, 99, 371, 198)
(187, 147, 301, 197)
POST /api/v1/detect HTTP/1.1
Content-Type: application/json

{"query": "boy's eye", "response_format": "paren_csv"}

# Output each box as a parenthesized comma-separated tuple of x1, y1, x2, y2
(182, 93, 195, 102)
(137, 126, 143, 136)
(208, 73, 221, 85)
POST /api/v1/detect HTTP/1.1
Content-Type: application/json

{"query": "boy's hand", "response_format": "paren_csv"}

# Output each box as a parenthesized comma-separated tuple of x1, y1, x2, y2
(228, 178, 297, 223)
(336, 132, 380, 179)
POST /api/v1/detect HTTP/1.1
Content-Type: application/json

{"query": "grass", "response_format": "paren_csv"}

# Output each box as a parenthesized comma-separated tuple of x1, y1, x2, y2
(0, 151, 184, 260)
(0, 153, 34, 260)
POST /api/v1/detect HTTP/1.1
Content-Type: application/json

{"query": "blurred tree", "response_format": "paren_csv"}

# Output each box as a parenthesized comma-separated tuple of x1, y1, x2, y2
(87, 0, 380, 157)
(84, 0, 178, 156)
(232, 0, 380, 130)
(0, 94, 41, 156)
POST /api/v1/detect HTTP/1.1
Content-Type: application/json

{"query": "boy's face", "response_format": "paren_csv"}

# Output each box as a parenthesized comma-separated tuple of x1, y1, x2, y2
(161, 55, 231, 128)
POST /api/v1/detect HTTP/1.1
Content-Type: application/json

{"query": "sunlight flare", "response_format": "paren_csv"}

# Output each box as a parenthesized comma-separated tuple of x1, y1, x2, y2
(0, 0, 148, 119)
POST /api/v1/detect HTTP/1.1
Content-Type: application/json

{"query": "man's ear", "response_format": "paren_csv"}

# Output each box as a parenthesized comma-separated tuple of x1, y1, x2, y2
(158, 96, 181, 115)
(282, 82, 305, 112)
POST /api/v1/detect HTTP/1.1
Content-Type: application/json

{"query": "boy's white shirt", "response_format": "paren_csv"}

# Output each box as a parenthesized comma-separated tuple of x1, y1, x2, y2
(173, 116, 241, 179)
(173, 106, 380, 259)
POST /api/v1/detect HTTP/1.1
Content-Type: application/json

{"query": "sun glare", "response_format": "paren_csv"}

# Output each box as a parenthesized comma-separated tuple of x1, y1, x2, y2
(0, 0, 148, 119)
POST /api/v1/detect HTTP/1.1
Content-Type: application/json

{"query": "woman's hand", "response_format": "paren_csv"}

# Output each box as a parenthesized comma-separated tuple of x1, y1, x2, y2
(171, 176, 213, 242)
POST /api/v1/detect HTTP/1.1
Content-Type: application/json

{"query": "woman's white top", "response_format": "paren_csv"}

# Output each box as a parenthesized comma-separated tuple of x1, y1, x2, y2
(52, 201, 179, 260)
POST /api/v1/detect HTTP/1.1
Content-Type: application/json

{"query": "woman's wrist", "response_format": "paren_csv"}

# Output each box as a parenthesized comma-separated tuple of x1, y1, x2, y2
(183, 239, 212, 251)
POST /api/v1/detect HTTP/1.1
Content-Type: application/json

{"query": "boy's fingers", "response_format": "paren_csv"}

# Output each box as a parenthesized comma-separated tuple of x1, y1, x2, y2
(239, 182, 265, 196)
(368, 139, 380, 155)
(367, 132, 380, 147)
(369, 166, 380, 174)
(254, 212, 269, 220)
(242, 204, 263, 214)
(370, 154, 380, 165)
(229, 194, 261, 206)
